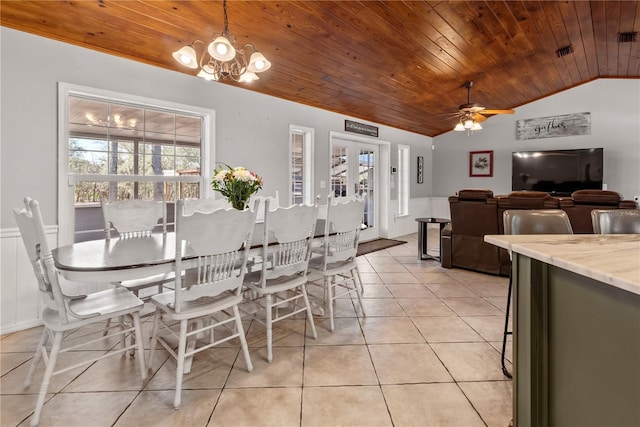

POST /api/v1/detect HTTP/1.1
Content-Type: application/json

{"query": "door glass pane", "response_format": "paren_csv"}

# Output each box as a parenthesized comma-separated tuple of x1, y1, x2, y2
(359, 148, 375, 229)
(290, 132, 303, 205)
(331, 145, 348, 198)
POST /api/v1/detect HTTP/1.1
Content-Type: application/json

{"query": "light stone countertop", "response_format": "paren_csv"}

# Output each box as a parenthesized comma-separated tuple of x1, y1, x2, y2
(484, 234, 640, 296)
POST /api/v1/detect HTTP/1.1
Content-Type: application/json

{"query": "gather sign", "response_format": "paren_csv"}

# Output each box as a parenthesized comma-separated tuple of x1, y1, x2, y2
(516, 112, 590, 140)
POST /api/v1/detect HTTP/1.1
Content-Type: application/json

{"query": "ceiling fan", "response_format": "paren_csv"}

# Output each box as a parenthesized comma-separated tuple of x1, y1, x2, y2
(453, 81, 514, 132)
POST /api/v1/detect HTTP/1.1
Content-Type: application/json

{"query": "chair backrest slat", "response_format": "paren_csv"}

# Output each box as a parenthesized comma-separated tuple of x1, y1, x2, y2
(182, 198, 231, 215)
(172, 200, 257, 313)
(321, 195, 366, 265)
(258, 202, 319, 284)
(13, 198, 69, 323)
(101, 198, 166, 239)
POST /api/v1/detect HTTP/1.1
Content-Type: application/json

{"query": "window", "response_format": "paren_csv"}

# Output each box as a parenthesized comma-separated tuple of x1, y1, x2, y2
(59, 83, 213, 244)
(397, 145, 410, 216)
(289, 125, 314, 205)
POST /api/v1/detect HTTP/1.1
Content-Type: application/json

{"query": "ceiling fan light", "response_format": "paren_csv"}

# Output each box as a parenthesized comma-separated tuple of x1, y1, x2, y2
(454, 122, 465, 132)
(172, 45, 198, 69)
(248, 51, 271, 73)
(463, 119, 474, 129)
(471, 121, 483, 131)
(208, 36, 236, 61)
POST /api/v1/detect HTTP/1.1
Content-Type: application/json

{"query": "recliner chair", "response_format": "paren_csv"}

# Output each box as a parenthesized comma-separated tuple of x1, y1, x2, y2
(442, 189, 500, 275)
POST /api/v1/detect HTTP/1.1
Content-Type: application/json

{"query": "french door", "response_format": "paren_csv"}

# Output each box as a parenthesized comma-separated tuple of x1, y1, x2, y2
(330, 137, 379, 241)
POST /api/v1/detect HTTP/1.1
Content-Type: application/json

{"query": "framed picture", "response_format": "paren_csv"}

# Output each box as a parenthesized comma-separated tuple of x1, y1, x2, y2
(417, 156, 424, 183)
(469, 150, 493, 177)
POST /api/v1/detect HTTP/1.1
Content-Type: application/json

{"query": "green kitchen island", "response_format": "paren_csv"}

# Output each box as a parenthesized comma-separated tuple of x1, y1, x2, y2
(485, 234, 640, 427)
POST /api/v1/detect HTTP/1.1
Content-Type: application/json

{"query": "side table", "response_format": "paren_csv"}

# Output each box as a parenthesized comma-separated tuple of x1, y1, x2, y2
(415, 217, 450, 261)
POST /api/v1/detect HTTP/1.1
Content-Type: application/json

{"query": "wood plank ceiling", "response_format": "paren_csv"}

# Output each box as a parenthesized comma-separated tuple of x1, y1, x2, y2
(2, 1, 639, 137)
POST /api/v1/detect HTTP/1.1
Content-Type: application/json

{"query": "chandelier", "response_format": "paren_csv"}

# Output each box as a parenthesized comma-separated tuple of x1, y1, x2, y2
(172, 0, 271, 82)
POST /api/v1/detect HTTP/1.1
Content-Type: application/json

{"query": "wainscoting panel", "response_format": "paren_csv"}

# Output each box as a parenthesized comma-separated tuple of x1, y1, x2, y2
(0, 227, 55, 334)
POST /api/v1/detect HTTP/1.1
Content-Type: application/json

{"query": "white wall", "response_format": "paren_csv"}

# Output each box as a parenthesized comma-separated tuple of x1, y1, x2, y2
(433, 79, 640, 201)
(1, 28, 434, 231)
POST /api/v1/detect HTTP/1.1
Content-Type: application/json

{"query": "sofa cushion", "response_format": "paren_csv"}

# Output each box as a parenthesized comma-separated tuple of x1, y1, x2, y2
(457, 188, 494, 201)
(570, 190, 621, 205)
(497, 191, 558, 209)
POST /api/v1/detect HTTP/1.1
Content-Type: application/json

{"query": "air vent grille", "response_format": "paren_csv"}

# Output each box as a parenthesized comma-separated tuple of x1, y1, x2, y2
(618, 32, 638, 43)
(556, 45, 573, 58)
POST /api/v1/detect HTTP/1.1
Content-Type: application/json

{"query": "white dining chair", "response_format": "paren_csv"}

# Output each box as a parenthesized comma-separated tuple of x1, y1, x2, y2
(243, 200, 319, 362)
(100, 198, 173, 299)
(308, 195, 367, 331)
(147, 200, 257, 409)
(182, 197, 231, 215)
(250, 190, 280, 222)
(13, 197, 147, 426)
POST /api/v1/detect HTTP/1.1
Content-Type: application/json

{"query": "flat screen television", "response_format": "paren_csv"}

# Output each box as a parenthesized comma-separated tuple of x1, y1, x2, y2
(512, 148, 603, 196)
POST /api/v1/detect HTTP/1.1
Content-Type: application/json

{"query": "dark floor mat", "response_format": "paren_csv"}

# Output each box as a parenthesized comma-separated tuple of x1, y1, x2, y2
(357, 238, 407, 256)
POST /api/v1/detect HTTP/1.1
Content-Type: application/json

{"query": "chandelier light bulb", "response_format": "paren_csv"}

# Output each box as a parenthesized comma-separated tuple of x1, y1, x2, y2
(248, 51, 271, 73)
(172, 45, 198, 69)
(239, 71, 259, 82)
(209, 36, 236, 61)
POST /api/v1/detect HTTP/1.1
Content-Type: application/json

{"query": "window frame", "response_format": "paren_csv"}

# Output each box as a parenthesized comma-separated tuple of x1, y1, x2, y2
(288, 124, 314, 206)
(58, 82, 215, 245)
(397, 144, 410, 217)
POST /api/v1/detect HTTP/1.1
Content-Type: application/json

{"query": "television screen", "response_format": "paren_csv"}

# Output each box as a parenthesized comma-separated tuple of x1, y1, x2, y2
(512, 148, 603, 196)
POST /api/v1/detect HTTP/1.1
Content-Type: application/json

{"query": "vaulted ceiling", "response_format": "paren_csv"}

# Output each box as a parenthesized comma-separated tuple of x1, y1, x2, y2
(2, 1, 639, 137)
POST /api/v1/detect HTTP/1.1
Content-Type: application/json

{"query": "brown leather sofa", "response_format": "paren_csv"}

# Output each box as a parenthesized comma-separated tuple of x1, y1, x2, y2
(441, 188, 638, 276)
(441, 189, 501, 275)
(558, 190, 638, 233)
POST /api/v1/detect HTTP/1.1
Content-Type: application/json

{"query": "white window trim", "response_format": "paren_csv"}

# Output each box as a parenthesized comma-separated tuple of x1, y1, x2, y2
(57, 82, 215, 245)
(398, 144, 410, 217)
(288, 124, 314, 206)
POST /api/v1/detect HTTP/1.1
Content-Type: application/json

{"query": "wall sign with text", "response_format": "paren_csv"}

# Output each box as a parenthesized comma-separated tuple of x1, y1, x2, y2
(516, 112, 590, 140)
(345, 120, 378, 137)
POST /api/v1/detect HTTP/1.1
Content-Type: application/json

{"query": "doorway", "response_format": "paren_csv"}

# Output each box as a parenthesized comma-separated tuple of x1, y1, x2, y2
(330, 134, 381, 241)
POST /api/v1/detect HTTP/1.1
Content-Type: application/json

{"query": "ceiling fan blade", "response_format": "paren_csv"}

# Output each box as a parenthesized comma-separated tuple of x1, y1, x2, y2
(481, 109, 515, 115)
(473, 114, 488, 122)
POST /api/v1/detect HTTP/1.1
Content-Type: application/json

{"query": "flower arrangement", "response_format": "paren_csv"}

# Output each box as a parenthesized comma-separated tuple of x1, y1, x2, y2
(211, 164, 263, 210)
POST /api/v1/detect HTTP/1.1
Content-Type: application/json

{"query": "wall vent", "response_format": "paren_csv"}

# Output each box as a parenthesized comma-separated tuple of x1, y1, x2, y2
(556, 45, 573, 57)
(618, 32, 638, 43)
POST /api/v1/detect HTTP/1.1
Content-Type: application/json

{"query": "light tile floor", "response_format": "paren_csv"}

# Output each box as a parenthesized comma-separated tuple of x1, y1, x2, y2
(0, 233, 513, 427)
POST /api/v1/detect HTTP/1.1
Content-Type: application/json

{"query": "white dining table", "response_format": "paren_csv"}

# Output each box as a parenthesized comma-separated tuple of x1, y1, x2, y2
(52, 232, 185, 283)
(52, 221, 328, 283)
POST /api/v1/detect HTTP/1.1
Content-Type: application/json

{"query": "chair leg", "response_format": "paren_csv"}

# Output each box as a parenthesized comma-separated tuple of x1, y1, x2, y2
(147, 308, 161, 372)
(25, 328, 48, 389)
(233, 305, 253, 372)
(352, 268, 366, 317)
(354, 266, 365, 295)
(301, 285, 318, 339)
(117, 315, 127, 351)
(501, 273, 513, 379)
(265, 294, 273, 362)
(326, 276, 335, 332)
(131, 312, 147, 380)
(30, 330, 63, 426)
(174, 320, 188, 409)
